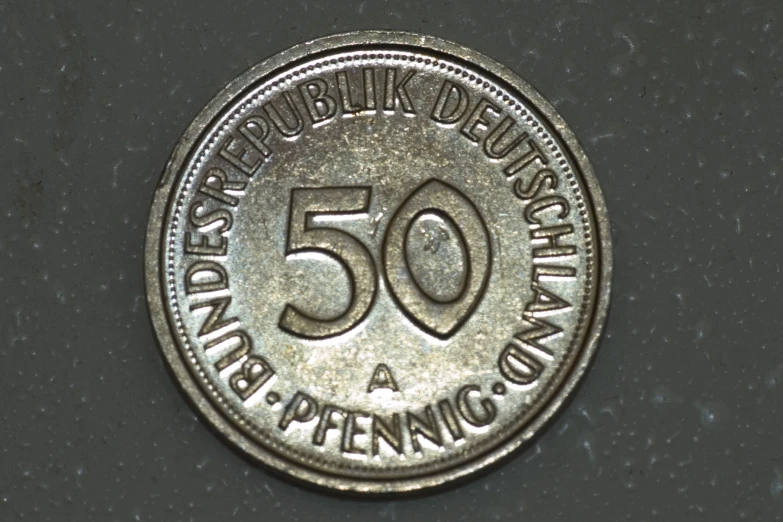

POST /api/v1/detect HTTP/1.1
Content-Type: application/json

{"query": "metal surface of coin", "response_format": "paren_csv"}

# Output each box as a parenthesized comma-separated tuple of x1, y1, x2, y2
(145, 31, 612, 493)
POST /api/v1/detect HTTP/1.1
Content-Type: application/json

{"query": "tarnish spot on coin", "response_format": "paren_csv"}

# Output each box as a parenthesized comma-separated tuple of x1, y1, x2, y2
(367, 364, 399, 393)
(405, 211, 468, 304)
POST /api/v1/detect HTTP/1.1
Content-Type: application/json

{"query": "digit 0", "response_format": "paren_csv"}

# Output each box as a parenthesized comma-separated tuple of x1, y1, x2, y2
(382, 179, 491, 339)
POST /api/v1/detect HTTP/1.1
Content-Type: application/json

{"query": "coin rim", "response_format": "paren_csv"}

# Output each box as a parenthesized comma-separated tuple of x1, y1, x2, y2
(144, 30, 613, 494)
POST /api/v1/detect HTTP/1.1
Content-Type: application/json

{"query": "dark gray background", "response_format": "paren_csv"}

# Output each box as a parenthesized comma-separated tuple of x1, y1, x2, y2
(2, 0, 781, 520)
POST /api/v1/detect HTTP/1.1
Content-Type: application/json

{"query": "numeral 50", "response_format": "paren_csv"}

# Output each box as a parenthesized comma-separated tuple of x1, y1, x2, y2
(280, 179, 491, 340)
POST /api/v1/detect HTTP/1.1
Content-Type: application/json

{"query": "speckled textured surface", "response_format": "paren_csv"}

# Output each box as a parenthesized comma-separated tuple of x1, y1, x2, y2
(1, 1, 782, 520)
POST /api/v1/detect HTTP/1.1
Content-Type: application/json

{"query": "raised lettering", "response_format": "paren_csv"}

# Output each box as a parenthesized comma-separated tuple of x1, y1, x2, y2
(239, 116, 273, 159)
(531, 224, 576, 259)
(431, 80, 469, 124)
(336, 71, 363, 115)
(526, 283, 571, 316)
(185, 261, 228, 294)
(367, 363, 399, 392)
(279, 391, 318, 430)
(485, 117, 530, 159)
(372, 413, 403, 455)
(437, 399, 464, 442)
(341, 411, 369, 455)
(190, 296, 238, 336)
(407, 406, 442, 452)
(189, 201, 232, 234)
(461, 98, 500, 143)
(219, 135, 261, 176)
(513, 169, 558, 200)
(503, 137, 548, 177)
(184, 231, 227, 256)
(263, 91, 304, 137)
(456, 385, 496, 427)
(198, 168, 246, 206)
(363, 68, 377, 111)
(298, 78, 337, 124)
(533, 265, 577, 281)
(384, 68, 416, 114)
(228, 355, 275, 400)
(524, 196, 570, 224)
(499, 342, 546, 385)
(313, 405, 346, 446)
(206, 330, 252, 371)
(514, 316, 559, 356)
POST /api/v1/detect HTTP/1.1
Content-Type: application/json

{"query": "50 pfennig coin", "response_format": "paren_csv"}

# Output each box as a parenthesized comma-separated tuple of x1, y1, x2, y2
(145, 31, 612, 493)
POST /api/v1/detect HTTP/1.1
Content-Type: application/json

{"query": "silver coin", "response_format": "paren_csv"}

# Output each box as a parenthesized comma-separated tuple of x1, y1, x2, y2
(145, 31, 612, 493)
